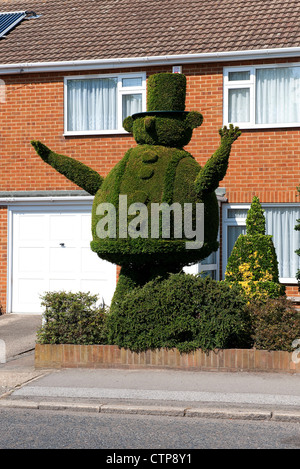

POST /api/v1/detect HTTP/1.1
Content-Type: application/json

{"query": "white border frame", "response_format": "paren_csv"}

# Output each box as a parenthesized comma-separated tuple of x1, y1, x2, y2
(222, 202, 300, 284)
(223, 62, 300, 129)
(63, 72, 146, 136)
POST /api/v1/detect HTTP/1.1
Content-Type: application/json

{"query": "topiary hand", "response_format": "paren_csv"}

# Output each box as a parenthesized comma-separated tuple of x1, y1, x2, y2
(194, 124, 240, 194)
(219, 124, 241, 144)
(31, 140, 103, 195)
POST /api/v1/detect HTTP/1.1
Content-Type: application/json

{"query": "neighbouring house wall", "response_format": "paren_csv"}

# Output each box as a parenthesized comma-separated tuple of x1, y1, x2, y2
(0, 59, 299, 311)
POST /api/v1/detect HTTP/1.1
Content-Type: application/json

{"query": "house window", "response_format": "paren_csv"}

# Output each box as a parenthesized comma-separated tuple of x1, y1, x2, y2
(183, 244, 220, 280)
(183, 251, 219, 280)
(64, 73, 146, 135)
(222, 204, 300, 283)
(223, 64, 300, 128)
(198, 250, 219, 280)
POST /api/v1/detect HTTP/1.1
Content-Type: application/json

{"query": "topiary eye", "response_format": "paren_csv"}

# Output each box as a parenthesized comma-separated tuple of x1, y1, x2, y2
(123, 116, 134, 133)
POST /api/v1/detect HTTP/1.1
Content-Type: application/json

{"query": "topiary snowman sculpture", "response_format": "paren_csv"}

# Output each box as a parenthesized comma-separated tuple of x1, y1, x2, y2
(31, 72, 240, 304)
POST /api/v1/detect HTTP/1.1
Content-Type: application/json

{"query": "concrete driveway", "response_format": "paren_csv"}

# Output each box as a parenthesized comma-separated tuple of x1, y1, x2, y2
(0, 314, 42, 361)
(0, 314, 45, 398)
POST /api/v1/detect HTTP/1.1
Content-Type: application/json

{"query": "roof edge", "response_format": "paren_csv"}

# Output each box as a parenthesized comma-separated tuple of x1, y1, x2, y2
(1, 47, 300, 74)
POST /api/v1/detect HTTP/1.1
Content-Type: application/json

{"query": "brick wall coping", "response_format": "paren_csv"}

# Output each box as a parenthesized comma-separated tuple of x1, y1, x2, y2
(35, 344, 300, 373)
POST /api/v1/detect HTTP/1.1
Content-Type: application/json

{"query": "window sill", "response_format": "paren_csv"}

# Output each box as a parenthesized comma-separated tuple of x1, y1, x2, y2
(280, 278, 298, 285)
(223, 122, 300, 130)
(63, 130, 130, 137)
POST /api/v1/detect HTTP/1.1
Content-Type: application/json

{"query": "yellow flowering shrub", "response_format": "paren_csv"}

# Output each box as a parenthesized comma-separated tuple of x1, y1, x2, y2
(225, 197, 285, 301)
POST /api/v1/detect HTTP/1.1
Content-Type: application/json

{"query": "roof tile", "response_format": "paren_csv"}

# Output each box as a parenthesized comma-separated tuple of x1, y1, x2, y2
(0, 0, 299, 64)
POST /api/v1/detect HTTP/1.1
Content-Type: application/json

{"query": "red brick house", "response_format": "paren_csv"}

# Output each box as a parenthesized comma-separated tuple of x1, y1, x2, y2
(0, 0, 299, 314)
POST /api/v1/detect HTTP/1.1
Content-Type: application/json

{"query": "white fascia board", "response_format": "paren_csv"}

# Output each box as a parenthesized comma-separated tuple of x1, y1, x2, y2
(1, 47, 300, 74)
(0, 196, 94, 205)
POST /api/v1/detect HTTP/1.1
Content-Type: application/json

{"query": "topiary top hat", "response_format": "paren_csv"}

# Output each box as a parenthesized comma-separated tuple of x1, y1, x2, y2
(147, 72, 186, 111)
(132, 72, 188, 119)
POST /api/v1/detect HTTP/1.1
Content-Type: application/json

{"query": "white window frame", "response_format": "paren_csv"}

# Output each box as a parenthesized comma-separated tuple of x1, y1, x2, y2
(64, 72, 146, 136)
(184, 249, 219, 280)
(223, 62, 300, 129)
(197, 248, 220, 280)
(222, 203, 300, 284)
(184, 231, 220, 280)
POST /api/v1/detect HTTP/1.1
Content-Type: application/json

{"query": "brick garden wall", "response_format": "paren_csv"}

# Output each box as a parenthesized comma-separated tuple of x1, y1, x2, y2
(34, 344, 300, 373)
(0, 58, 299, 311)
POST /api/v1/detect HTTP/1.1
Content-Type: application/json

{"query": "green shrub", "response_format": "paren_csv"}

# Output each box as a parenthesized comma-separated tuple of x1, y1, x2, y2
(245, 195, 266, 235)
(37, 291, 108, 345)
(247, 297, 300, 351)
(225, 196, 285, 301)
(106, 273, 252, 353)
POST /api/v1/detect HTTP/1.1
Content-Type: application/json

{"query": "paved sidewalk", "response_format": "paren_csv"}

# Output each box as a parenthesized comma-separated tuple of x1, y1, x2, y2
(1, 359, 300, 422)
(0, 314, 44, 396)
(1, 314, 300, 422)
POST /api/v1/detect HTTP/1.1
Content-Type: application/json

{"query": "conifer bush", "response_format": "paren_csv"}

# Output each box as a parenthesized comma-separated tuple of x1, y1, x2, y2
(225, 196, 285, 301)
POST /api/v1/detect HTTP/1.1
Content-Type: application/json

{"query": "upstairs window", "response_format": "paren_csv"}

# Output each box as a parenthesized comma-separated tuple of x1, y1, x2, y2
(64, 73, 146, 135)
(223, 64, 300, 129)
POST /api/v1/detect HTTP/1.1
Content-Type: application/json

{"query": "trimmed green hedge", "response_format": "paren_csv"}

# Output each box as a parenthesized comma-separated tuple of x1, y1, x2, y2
(247, 296, 300, 352)
(106, 274, 252, 353)
(36, 280, 299, 353)
(37, 291, 108, 345)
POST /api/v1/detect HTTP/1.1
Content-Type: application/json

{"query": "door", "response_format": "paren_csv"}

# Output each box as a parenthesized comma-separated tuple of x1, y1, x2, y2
(10, 205, 116, 314)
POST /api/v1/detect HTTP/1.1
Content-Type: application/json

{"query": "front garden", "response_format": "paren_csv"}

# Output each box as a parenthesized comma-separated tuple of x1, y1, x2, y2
(32, 73, 300, 370)
(36, 197, 300, 363)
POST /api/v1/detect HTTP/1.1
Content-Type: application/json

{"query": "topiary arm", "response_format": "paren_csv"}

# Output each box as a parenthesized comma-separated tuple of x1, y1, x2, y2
(194, 124, 241, 194)
(31, 141, 103, 195)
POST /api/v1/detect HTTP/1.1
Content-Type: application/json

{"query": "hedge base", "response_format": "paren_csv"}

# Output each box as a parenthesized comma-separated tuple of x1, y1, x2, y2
(35, 344, 300, 373)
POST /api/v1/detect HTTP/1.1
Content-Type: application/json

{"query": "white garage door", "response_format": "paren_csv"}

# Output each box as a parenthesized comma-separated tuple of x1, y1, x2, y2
(10, 205, 116, 314)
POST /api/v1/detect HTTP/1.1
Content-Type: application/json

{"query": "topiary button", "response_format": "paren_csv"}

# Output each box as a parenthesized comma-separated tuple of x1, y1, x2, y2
(139, 166, 154, 179)
(142, 150, 158, 163)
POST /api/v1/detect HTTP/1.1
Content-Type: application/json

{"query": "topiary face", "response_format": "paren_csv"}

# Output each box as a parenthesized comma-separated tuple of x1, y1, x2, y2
(123, 111, 203, 148)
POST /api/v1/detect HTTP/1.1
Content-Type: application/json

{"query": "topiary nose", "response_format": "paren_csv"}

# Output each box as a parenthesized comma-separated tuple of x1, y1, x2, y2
(144, 116, 156, 131)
